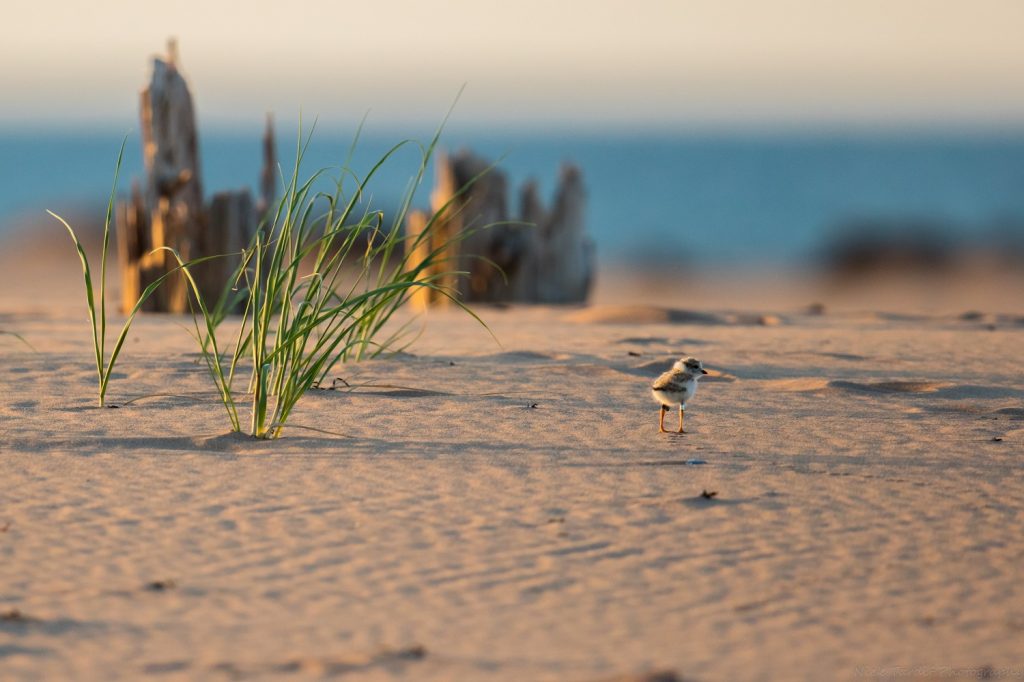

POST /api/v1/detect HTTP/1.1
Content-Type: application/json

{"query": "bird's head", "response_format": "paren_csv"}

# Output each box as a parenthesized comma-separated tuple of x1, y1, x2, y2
(674, 357, 708, 377)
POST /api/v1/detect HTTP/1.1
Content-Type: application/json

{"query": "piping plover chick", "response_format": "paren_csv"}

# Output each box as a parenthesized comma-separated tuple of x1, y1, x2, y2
(651, 357, 708, 433)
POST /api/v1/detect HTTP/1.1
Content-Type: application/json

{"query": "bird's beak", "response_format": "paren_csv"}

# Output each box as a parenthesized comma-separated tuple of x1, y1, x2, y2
(701, 369, 708, 374)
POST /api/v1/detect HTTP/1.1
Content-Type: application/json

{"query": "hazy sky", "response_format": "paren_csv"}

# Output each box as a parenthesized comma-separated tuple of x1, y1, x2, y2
(3, 0, 1024, 130)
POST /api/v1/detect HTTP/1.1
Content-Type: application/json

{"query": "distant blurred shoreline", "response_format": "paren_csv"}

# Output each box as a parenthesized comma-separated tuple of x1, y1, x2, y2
(4, 214, 1022, 318)
(3, 130, 1024, 271)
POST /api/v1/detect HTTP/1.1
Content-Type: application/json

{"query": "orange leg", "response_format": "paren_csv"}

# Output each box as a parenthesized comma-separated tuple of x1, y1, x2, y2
(678, 407, 685, 434)
(659, 405, 669, 433)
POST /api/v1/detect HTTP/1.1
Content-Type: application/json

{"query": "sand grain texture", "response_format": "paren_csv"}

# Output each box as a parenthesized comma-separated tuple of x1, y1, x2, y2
(2, 263, 1024, 681)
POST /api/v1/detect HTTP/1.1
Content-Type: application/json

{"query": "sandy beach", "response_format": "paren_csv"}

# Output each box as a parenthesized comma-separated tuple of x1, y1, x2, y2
(1, 242, 1022, 681)
(5, 0, 1024, 676)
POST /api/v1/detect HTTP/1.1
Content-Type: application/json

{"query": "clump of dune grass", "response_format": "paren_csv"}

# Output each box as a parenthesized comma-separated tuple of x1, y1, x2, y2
(175, 117, 489, 438)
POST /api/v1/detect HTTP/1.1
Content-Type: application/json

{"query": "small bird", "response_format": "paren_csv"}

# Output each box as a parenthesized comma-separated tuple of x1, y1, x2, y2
(651, 357, 708, 433)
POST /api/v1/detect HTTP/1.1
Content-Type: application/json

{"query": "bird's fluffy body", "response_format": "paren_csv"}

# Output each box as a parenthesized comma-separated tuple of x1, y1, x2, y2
(651, 357, 706, 408)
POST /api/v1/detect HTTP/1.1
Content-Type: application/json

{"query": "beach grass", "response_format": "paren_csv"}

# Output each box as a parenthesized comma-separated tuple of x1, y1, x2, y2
(175, 116, 488, 438)
(48, 139, 189, 407)
(50, 108, 488, 434)
(0, 330, 35, 350)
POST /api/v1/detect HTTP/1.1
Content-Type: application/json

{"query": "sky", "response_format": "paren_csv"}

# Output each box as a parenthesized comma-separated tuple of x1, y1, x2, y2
(2, 0, 1024, 131)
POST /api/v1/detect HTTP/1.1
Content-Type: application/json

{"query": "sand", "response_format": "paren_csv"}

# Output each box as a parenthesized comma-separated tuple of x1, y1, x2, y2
(1, 244, 1023, 681)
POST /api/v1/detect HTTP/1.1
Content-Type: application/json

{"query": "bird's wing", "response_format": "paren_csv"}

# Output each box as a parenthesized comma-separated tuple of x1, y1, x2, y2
(652, 370, 685, 391)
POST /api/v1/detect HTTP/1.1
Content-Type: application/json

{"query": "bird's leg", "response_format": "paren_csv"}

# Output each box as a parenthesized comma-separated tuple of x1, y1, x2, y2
(659, 405, 668, 433)
(678, 407, 685, 434)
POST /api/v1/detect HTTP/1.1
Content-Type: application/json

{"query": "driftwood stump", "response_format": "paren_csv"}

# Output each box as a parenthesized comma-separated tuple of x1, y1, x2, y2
(116, 41, 275, 313)
(406, 150, 594, 307)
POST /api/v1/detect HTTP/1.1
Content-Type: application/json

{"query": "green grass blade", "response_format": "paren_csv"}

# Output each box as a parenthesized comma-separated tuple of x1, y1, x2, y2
(99, 137, 128, 372)
(48, 209, 103, 403)
(0, 330, 37, 351)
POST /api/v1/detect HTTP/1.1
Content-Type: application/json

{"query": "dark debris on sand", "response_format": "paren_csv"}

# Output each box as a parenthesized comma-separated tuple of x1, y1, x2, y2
(1, 608, 31, 623)
(594, 670, 683, 682)
(145, 580, 177, 591)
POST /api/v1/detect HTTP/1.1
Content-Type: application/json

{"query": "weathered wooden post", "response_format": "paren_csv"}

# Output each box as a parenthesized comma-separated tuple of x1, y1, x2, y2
(117, 40, 275, 313)
(406, 150, 594, 306)
(536, 164, 592, 303)
(405, 151, 463, 309)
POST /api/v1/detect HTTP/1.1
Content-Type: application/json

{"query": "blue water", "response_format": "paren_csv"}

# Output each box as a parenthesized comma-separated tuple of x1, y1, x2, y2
(3, 128, 1023, 266)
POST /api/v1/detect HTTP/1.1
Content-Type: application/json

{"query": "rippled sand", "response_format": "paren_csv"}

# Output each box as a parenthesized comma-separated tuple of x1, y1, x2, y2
(3, 286, 1023, 682)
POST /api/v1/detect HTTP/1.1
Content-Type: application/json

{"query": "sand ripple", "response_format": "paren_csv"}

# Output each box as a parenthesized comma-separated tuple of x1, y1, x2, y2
(2, 307, 1023, 681)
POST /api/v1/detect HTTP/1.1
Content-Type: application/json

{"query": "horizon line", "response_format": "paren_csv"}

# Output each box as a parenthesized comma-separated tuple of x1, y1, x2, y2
(4, 117, 1024, 138)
